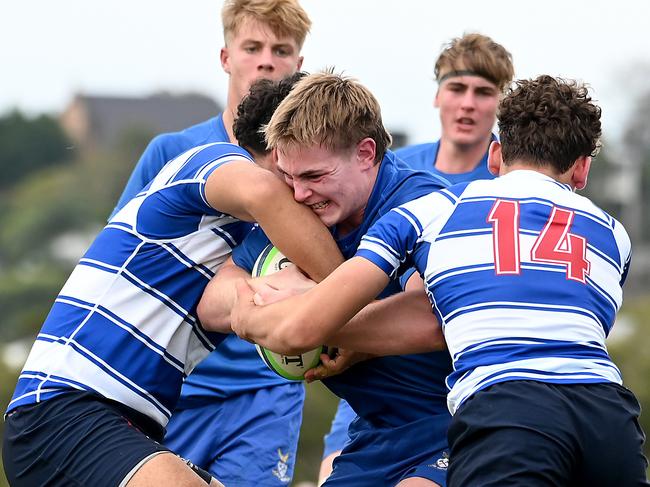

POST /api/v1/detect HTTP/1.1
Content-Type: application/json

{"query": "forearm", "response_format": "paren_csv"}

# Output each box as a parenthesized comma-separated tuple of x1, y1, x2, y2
(206, 163, 343, 282)
(327, 290, 446, 355)
(232, 258, 389, 354)
(197, 260, 249, 332)
(249, 180, 343, 282)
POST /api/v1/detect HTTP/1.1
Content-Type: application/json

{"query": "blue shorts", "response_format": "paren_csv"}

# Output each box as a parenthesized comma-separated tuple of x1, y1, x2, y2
(323, 415, 450, 486)
(2, 391, 169, 487)
(164, 382, 304, 486)
(322, 399, 357, 458)
(447, 380, 649, 487)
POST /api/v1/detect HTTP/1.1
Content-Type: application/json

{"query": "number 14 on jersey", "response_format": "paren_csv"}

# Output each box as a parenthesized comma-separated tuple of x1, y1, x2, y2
(487, 199, 591, 283)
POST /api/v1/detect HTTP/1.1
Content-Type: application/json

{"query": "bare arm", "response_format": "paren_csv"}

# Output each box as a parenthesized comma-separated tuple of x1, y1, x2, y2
(304, 272, 444, 381)
(326, 288, 445, 355)
(197, 257, 249, 333)
(198, 257, 315, 333)
(231, 257, 391, 354)
(205, 162, 343, 281)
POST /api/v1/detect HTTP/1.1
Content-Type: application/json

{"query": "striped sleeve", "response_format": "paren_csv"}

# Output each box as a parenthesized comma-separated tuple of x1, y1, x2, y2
(356, 191, 456, 276)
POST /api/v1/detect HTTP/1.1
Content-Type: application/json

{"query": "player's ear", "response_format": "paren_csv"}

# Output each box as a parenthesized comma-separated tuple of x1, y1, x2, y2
(221, 47, 231, 74)
(357, 137, 377, 170)
(571, 155, 591, 190)
(488, 140, 503, 176)
(296, 55, 304, 71)
(433, 88, 441, 108)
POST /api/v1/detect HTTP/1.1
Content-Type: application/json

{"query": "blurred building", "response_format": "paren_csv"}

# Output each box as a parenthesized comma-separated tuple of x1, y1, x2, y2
(60, 92, 222, 151)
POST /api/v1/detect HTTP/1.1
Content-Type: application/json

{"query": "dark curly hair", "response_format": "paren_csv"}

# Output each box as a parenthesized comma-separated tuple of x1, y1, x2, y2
(497, 75, 602, 174)
(234, 72, 307, 156)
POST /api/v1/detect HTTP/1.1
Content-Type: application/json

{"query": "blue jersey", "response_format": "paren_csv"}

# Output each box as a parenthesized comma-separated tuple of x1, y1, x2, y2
(395, 136, 496, 185)
(111, 116, 230, 217)
(234, 152, 451, 427)
(357, 170, 631, 414)
(110, 115, 295, 405)
(8, 142, 255, 426)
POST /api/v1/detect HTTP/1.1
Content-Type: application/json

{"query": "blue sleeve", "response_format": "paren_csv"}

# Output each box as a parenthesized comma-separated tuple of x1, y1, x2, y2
(110, 135, 171, 219)
(232, 227, 272, 273)
(322, 400, 357, 458)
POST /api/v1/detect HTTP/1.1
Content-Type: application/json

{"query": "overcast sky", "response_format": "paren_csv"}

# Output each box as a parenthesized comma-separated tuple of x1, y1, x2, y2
(2, 0, 649, 146)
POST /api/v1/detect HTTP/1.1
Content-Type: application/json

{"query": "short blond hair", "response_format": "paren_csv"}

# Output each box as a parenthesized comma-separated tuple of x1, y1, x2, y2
(435, 33, 514, 92)
(265, 71, 392, 163)
(222, 0, 311, 49)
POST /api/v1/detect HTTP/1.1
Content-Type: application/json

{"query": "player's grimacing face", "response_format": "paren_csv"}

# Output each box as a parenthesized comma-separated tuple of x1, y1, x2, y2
(221, 18, 303, 104)
(435, 73, 499, 148)
(276, 144, 374, 234)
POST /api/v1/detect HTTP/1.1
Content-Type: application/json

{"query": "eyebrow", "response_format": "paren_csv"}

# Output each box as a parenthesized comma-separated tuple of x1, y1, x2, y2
(277, 165, 326, 179)
(241, 39, 294, 49)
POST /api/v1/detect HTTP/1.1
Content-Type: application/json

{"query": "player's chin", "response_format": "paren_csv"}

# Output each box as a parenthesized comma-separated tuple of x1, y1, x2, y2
(314, 209, 337, 228)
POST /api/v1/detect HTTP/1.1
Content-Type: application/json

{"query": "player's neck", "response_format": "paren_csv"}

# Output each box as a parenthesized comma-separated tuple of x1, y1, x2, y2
(501, 161, 570, 185)
(221, 105, 237, 144)
(435, 137, 490, 174)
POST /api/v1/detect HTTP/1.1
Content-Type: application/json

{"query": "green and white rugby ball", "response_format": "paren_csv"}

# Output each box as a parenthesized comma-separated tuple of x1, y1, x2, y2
(252, 244, 323, 381)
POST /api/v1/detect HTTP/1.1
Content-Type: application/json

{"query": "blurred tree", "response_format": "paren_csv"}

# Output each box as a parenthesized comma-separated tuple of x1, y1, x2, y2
(609, 296, 650, 464)
(622, 91, 650, 242)
(294, 382, 340, 483)
(581, 142, 624, 218)
(0, 111, 71, 191)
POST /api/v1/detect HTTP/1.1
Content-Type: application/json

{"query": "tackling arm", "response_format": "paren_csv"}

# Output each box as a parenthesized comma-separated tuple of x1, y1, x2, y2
(205, 162, 343, 281)
(231, 257, 391, 354)
(198, 257, 315, 333)
(326, 287, 445, 355)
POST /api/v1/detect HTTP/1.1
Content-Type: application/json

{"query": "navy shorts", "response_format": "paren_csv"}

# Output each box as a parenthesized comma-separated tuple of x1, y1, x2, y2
(447, 380, 649, 487)
(3, 391, 170, 487)
(323, 415, 450, 486)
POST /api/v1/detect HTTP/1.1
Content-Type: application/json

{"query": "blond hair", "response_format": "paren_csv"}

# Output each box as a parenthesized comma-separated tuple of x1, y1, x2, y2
(222, 0, 311, 48)
(435, 33, 514, 92)
(265, 70, 391, 163)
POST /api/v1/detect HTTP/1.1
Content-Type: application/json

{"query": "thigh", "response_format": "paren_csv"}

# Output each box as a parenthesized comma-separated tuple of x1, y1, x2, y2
(3, 392, 169, 487)
(126, 452, 223, 487)
(396, 478, 441, 487)
(447, 381, 577, 487)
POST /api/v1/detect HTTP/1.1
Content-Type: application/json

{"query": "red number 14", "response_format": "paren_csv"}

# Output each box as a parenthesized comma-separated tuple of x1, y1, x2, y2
(487, 199, 590, 282)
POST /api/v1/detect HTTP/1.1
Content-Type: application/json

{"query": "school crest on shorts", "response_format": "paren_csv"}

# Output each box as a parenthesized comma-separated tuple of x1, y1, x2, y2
(428, 451, 449, 470)
(272, 448, 291, 483)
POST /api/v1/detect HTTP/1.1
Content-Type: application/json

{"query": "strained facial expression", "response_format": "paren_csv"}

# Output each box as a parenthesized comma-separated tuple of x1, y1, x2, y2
(276, 144, 373, 232)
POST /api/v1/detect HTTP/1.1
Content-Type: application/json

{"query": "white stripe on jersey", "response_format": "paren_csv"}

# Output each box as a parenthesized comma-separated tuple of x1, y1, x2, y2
(357, 170, 631, 415)
(447, 355, 622, 414)
(21, 338, 173, 425)
(445, 307, 607, 362)
(9, 142, 252, 425)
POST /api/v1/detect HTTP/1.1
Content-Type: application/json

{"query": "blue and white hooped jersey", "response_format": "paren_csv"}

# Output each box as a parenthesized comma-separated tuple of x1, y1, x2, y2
(8, 142, 254, 426)
(357, 170, 631, 414)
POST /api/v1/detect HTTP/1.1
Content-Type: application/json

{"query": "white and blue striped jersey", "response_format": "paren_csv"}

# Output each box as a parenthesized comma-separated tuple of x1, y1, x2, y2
(357, 170, 631, 414)
(8, 142, 254, 426)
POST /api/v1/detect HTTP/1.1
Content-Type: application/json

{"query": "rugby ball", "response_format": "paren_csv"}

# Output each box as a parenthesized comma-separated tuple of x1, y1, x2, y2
(252, 244, 324, 380)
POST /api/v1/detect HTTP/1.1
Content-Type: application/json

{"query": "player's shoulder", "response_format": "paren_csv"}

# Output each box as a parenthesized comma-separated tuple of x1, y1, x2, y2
(395, 141, 436, 159)
(147, 116, 226, 158)
(385, 151, 449, 188)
